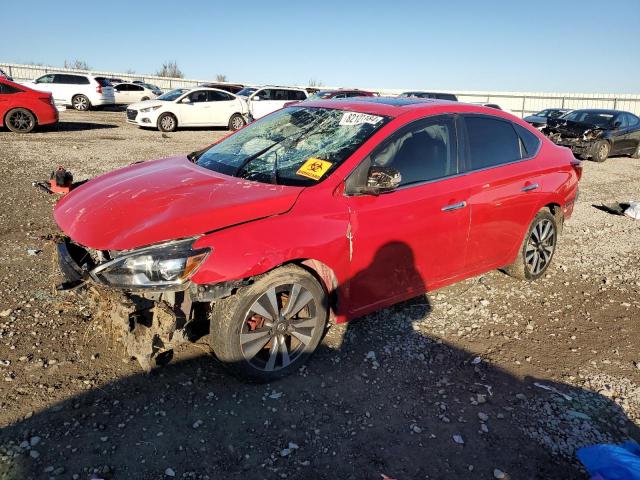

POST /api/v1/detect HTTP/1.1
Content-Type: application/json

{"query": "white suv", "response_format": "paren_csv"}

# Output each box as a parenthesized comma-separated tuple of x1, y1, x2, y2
(245, 86, 307, 119)
(27, 73, 115, 111)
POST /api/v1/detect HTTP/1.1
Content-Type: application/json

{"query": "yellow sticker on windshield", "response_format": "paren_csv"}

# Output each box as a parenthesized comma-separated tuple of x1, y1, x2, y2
(296, 158, 333, 181)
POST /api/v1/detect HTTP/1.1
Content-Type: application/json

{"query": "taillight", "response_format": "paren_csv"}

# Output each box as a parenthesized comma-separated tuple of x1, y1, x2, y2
(96, 84, 103, 94)
(570, 159, 582, 181)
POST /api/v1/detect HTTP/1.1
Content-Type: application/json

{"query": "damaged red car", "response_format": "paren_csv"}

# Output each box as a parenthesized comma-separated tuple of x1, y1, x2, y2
(54, 98, 581, 381)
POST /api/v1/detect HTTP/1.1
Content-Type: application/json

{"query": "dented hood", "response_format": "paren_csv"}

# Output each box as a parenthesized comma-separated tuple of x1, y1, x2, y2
(546, 118, 604, 138)
(54, 156, 303, 251)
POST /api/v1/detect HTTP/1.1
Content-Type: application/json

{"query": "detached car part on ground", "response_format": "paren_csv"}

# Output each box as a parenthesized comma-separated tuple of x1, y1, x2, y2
(54, 98, 580, 381)
(543, 109, 640, 162)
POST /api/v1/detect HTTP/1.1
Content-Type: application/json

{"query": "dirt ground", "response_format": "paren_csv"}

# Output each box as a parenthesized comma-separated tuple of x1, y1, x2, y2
(0, 109, 638, 480)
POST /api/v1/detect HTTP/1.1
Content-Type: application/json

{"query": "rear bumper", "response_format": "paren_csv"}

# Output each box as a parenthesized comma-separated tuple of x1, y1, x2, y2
(92, 96, 115, 106)
(38, 106, 59, 126)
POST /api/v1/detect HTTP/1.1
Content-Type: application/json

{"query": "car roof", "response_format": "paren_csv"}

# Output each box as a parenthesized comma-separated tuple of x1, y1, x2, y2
(300, 97, 517, 120)
(256, 85, 307, 91)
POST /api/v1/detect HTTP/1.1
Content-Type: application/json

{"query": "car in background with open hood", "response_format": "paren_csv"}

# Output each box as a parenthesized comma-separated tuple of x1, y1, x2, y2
(543, 109, 640, 162)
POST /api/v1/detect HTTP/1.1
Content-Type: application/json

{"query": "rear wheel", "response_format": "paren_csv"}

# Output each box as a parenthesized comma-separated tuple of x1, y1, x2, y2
(228, 113, 245, 131)
(157, 112, 177, 132)
(5, 108, 36, 133)
(591, 140, 610, 162)
(504, 210, 558, 281)
(72, 94, 91, 111)
(631, 142, 640, 159)
(210, 265, 328, 382)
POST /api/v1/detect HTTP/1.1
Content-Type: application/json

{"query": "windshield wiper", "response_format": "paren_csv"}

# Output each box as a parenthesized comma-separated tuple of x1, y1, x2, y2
(235, 141, 281, 177)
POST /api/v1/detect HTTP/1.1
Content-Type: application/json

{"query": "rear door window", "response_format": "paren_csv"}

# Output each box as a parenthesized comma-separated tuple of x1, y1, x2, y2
(207, 90, 234, 101)
(0, 83, 21, 94)
(188, 90, 209, 103)
(464, 116, 522, 170)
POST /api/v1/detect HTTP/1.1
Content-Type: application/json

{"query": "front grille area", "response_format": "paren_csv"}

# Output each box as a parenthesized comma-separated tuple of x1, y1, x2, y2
(126, 109, 137, 121)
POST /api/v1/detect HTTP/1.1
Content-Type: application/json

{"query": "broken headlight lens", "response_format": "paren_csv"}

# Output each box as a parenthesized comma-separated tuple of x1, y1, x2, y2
(91, 238, 209, 289)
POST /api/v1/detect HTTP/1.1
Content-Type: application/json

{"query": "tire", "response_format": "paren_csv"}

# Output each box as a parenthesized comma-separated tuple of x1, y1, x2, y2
(157, 113, 177, 132)
(631, 142, 640, 159)
(503, 209, 558, 281)
(5, 108, 36, 133)
(228, 113, 245, 131)
(72, 94, 91, 111)
(210, 264, 328, 382)
(140, 97, 149, 102)
(591, 140, 610, 162)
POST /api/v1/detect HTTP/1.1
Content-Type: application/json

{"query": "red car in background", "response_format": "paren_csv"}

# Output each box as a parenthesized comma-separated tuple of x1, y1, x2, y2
(0, 78, 58, 133)
(54, 98, 580, 381)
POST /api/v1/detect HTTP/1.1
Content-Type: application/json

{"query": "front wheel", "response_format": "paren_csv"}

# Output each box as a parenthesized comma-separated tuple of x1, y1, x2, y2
(210, 265, 328, 382)
(72, 94, 91, 111)
(157, 112, 177, 132)
(5, 108, 36, 133)
(504, 209, 558, 281)
(591, 140, 610, 162)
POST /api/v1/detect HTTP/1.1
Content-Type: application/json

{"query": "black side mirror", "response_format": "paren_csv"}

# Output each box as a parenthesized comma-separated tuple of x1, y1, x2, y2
(363, 166, 401, 194)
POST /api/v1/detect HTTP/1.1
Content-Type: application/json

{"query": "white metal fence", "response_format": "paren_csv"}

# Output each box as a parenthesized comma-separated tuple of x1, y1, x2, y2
(3, 62, 640, 117)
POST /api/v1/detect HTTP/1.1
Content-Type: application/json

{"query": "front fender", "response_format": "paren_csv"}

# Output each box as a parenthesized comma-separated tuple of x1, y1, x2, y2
(190, 196, 350, 290)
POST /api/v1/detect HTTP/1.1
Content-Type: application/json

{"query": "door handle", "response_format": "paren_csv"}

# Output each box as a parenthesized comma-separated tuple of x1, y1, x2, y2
(441, 201, 467, 212)
(521, 183, 539, 192)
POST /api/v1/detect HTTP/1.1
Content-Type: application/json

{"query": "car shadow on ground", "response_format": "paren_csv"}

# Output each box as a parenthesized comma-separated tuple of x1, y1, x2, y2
(1, 243, 638, 479)
(40, 122, 118, 133)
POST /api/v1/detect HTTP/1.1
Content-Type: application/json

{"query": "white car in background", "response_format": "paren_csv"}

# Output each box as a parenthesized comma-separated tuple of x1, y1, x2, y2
(471, 102, 512, 114)
(244, 86, 307, 119)
(112, 82, 158, 104)
(126, 87, 248, 132)
(26, 73, 114, 110)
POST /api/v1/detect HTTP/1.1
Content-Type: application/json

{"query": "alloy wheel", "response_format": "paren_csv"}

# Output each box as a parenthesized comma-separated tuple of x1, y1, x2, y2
(239, 283, 320, 372)
(74, 96, 88, 111)
(160, 116, 175, 131)
(525, 218, 556, 275)
(231, 116, 244, 130)
(8, 111, 34, 132)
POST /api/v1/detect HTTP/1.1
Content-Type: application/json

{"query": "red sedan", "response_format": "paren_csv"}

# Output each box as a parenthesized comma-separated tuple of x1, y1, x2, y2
(54, 98, 580, 380)
(0, 78, 58, 133)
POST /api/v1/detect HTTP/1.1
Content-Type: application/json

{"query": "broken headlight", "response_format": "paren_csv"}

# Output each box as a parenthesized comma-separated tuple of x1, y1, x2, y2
(91, 238, 209, 289)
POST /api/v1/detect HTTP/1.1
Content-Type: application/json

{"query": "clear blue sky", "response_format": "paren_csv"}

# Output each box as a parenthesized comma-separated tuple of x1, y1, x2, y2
(1, 0, 639, 93)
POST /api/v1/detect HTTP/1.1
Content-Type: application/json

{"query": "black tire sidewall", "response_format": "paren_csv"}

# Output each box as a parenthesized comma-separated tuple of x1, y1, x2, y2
(157, 113, 177, 132)
(521, 210, 557, 280)
(5, 108, 36, 133)
(210, 265, 328, 382)
(592, 140, 609, 162)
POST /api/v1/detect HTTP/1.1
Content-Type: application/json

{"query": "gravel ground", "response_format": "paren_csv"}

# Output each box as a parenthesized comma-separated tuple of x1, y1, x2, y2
(0, 109, 638, 480)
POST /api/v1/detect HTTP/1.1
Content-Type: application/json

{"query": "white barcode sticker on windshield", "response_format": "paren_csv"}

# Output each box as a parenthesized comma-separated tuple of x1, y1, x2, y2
(339, 112, 383, 126)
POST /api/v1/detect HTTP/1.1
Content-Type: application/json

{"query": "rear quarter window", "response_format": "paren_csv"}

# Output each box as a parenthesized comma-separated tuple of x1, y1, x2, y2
(514, 124, 541, 158)
(464, 116, 522, 170)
